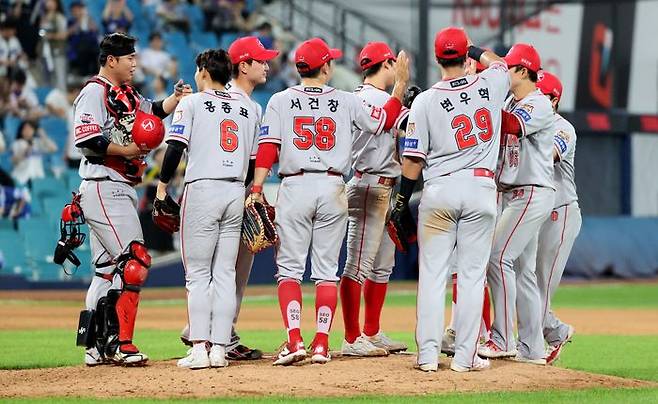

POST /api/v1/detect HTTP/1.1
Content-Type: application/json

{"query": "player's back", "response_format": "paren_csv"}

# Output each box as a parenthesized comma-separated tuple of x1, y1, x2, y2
(168, 89, 259, 183)
(404, 62, 510, 180)
(552, 113, 577, 207)
(262, 84, 383, 176)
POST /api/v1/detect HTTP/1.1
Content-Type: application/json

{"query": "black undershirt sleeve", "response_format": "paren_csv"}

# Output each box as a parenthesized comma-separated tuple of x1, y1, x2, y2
(78, 136, 110, 155)
(244, 159, 256, 186)
(160, 139, 186, 183)
(151, 100, 168, 119)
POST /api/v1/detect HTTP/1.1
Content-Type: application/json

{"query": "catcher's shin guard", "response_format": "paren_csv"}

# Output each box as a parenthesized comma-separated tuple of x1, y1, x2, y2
(115, 241, 151, 352)
(96, 289, 121, 358)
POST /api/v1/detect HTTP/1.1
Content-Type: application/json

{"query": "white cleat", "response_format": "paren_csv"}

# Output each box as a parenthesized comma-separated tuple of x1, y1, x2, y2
(273, 341, 307, 366)
(513, 354, 547, 365)
(177, 348, 210, 369)
(209, 345, 228, 368)
(546, 325, 575, 365)
(85, 347, 105, 367)
(478, 340, 517, 358)
(341, 335, 388, 357)
(417, 362, 439, 372)
(441, 328, 456, 357)
(310, 344, 332, 364)
(450, 356, 491, 372)
(113, 349, 148, 366)
(365, 331, 408, 353)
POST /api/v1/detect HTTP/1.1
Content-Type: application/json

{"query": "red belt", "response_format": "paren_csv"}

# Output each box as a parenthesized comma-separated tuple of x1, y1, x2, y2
(444, 168, 495, 178)
(354, 170, 397, 186)
(279, 170, 343, 179)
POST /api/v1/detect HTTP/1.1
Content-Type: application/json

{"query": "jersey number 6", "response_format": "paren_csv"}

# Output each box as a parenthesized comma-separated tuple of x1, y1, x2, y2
(293, 116, 336, 151)
(220, 119, 239, 152)
(452, 108, 493, 150)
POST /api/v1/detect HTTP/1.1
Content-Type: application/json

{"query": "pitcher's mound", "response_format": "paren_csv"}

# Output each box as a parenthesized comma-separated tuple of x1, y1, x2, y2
(1, 354, 652, 399)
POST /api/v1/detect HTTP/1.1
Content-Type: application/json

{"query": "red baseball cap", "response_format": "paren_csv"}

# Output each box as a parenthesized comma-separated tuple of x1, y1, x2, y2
(295, 38, 343, 71)
(228, 36, 279, 64)
(537, 71, 563, 101)
(359, 41, 396, 70)
(434, 27, 468, 60)
(504, 43, 541, 73)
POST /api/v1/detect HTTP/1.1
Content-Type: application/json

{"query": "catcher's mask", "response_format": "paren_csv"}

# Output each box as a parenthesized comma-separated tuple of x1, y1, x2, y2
(54, 193, 86, 271)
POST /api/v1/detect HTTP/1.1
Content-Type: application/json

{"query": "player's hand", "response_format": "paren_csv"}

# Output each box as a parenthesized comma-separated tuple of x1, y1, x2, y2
(394, 50, 410, 87)
(245, 192, 264, 207)
(122, 142, 143, 159)
(173, 79, 193, 101)
(465, 58, 477, 75)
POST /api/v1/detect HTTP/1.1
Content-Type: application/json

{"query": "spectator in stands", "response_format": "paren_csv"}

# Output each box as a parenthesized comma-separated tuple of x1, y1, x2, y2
(102, 0, 133, 34)
(0, 78, 10, 121)
(7, 69, 45, 121)
(66, 1, 99, 78)
(45, 80, 83, 168)
(11, 120, 57, 186)
(39, 0, 68, 90)
(139, 32, 177, 81)
(0, 184, 31, 220)
(0, 18, 28, 78)
(201, 0, 249, 36)
(156, 0, 190, 34)
(253, 22, 274, 50)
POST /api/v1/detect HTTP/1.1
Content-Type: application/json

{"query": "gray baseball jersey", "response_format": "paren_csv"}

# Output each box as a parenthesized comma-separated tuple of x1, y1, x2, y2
(352, 83, 408, 177)
(259, 85, 387, 176)
(73, 76, 154, 182)
(498, 90, 555, 189)
(551, 114, 578, 208)
(402, 61, 510, 179)
(166, 89, 259, 183)
(226, 80, 263, 125)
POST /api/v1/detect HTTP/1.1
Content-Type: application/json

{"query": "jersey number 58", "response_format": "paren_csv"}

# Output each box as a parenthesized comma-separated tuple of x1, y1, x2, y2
(292, 116, 336, 151)
(452, 108, 493, 150)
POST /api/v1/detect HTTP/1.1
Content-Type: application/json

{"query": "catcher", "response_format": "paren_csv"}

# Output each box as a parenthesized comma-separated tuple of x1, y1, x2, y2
(154, 49, 261, 369)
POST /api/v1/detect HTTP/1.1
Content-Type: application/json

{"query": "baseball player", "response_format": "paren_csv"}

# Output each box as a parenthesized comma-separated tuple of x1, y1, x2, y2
(340, 41, 410, 357)
(532, 71, 580, 364)
(156, 49, 261, 369)
(178, 36, 279, 361)
(248, 37, 409, 365)
(400, 27, 510, 372)
(479, 44, 556, 364)
(73, 33, 190, 366)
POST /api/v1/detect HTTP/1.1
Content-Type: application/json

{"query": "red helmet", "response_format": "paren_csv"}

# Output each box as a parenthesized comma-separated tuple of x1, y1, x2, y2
(537, 71, 563, 102)
(434, 27, 468, 60)
(504, 43, 541, 73)
(132, 110, 164, 150)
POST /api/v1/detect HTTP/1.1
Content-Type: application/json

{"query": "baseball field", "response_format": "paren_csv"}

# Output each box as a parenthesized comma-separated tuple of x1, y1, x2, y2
(2, 281, 658, 403)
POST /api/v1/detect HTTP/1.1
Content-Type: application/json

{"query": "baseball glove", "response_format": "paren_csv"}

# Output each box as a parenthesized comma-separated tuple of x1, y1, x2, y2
(241, 199, 278, 254)
(386, 194, 417, 253)
(403, 85, 422, 109)
(152, 194, 181, 233)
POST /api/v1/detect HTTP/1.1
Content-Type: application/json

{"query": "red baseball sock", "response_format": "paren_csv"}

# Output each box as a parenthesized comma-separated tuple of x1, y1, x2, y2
(340, 277, 361, 343)
(452, 273, 458, 303)
(482, 284, 492, 337)
(278, 279, 303, 345)
(314, 281, 337, 348)
(116, 290, 140, 352)
(363, 279, 387, 337)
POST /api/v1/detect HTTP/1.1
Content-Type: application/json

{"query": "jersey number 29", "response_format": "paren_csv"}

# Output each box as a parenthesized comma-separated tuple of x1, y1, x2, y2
(293, 116, 336, 151)
(452, 108, 493, 150)
(220, 119, 238, 152)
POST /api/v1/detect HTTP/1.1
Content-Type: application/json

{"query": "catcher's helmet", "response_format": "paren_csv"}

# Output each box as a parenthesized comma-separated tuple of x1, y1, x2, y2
(132, 109, 165, 150)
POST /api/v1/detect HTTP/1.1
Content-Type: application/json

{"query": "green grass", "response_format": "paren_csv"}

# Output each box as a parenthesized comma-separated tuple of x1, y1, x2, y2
(2, 329, 658, 384)
(3, 387, 658, 403)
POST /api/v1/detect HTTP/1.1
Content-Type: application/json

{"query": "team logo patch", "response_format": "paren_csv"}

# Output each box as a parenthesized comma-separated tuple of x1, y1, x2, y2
(169, 124, 185, 135)
(514, 109, 532, 122)
(557, 130, 571, 142)
(551, 211, 559, 221)
(79, 113, 94, 124)
(449, 78, 468, 88)
(173, 110, 183, 123)
(404, 138, 418, 149)
(518, 104, 534, 113)
(141, 118, 155, 131)
(259, 126, 269, 137)
(554, 135, 568, 154)
(370, 106, 382, 120)
(74, 123, 101, 138)
(512, 189, 525, 200)
(304, 87, 323, 93)
(406, 122, 415, 137)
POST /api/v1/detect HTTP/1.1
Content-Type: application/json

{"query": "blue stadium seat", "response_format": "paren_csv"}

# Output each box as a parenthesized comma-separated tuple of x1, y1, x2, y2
(187, 4, 205, 33)
(219, 32, 240, 51)
(3, 115, 21, 140)
(0, 229, 28, 274)
(39, 116, 69, 152)
(163, 31, 188, 53)
(31, 177, 68, 201)
(191, 32, 218, 53)
(35, 87, 52, 105)
(252, 90, 272, 111)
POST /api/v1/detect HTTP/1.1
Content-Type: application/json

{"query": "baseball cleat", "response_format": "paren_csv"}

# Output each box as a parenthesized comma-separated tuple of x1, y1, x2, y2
(113, 344, 149, 366)
(416, 362, 439, 372)
(477, 340, 517, 359)
(441, 328, 456, 357)
(341, 335, 388, 357)
(177, 348, 210, 369)
(450, 356, 491, 372)
(84, 347, 105, 366)
(226, 344, 263, 361)
(546, 325, 575, 365)
(209, 345, 228, 368)
(365, 331, 408, 353)
(309, 343, 331, 364)
(273, 341, 307, 366)
(513, 354, 547, 365)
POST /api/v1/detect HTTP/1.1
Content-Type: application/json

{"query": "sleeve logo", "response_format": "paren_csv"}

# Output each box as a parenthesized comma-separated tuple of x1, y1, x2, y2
(74, 123, 101, 138)
(554, 134, 568, 154)
(406, 122, 415, 136)
(172, 110, 183, 123)
(169, 124, 185, 134)
(514, 109, 532, 122)
(80, 113, 94, 124)
(370, 106, 382, 120)
(404, 138, 418, 149)
(259, 125, 269, 137)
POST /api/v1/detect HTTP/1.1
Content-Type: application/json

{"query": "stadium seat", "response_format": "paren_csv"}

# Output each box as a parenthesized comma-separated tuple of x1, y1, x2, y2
(35, 87, 52, 105)
(0, 229, 28, 274)
(252, 90, 272, 111)
(39, 116, 68, 152)
(187, 4, 205, 33)
(219, 32, 241, 51)
(191, 32, 218, 53)
(31, 177, 68, 200)
(3, 115, 21, 140)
